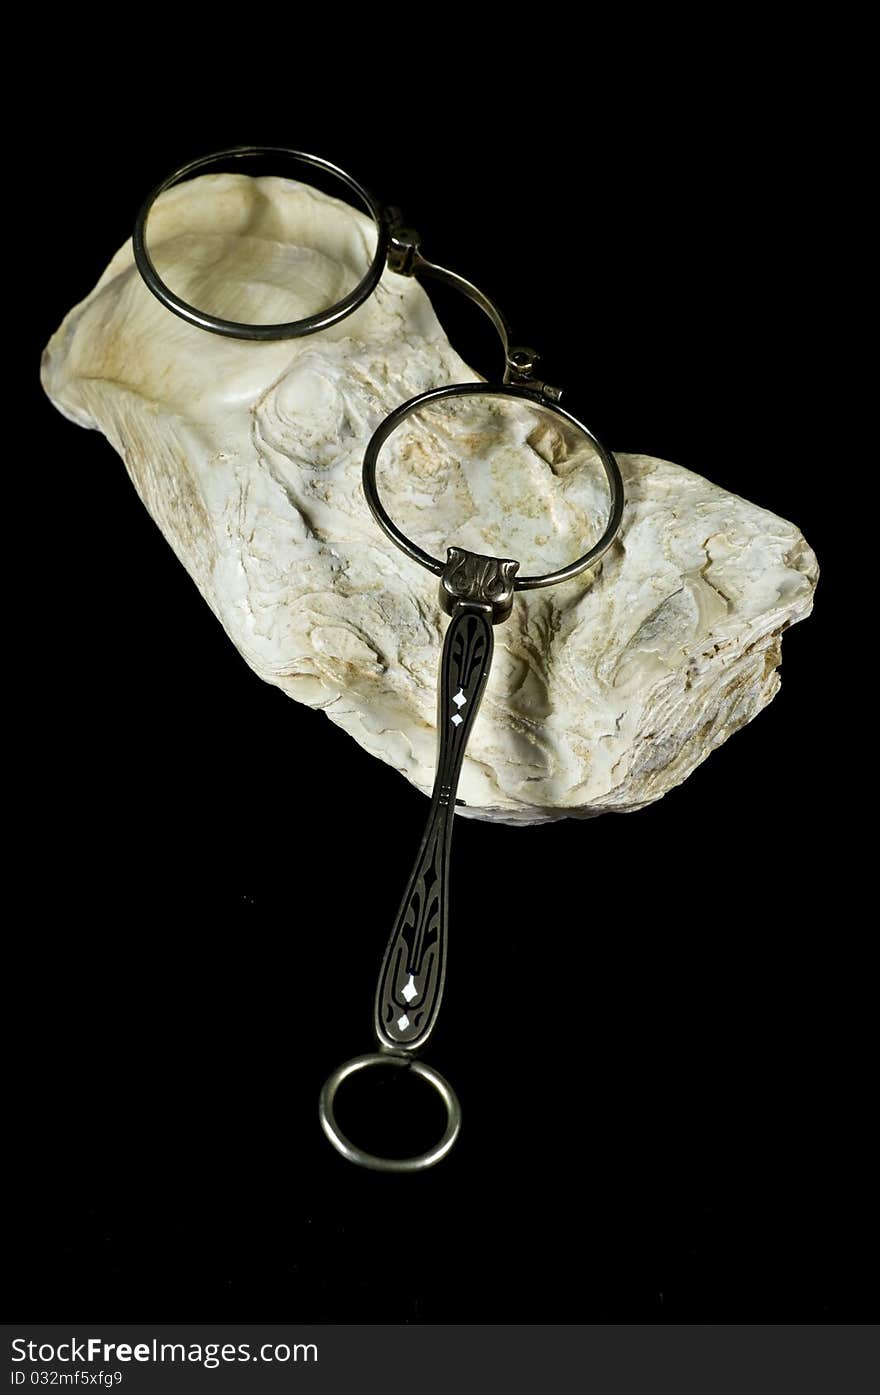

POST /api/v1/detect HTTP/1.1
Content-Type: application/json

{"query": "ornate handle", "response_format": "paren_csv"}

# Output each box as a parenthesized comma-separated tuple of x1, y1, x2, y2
(373, 549, 519, 1054)
(320, 550, 519, 1172)
(374, 602, 494, 1051)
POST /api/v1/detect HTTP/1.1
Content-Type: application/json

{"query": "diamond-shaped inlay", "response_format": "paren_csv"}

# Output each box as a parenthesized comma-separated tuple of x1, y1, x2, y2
(401, 973, 418, 1003)
(453, 688, 467, 708)
(451, 713, 463, 726)
(397, 1013, 410, 1032)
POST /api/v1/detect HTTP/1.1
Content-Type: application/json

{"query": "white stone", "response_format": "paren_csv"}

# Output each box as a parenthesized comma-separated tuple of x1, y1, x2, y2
(41, 172, 817, 824)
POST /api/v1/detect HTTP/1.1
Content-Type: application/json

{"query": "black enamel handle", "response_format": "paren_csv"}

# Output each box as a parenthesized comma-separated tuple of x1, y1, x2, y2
(374, 604, 495, 1053)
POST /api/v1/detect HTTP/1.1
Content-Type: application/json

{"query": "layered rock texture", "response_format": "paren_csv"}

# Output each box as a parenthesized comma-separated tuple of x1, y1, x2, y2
(42, 173, 817, 822)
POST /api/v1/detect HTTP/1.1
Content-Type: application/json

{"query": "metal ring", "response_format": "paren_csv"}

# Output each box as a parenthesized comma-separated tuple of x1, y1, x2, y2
(132, 146, 389, 340)
(363, 383, 625, 589)
(319, 1053, 461, 1173)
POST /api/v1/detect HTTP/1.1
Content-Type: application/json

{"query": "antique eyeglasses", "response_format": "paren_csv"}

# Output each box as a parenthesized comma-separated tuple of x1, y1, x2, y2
(134, 145, 624, 1172)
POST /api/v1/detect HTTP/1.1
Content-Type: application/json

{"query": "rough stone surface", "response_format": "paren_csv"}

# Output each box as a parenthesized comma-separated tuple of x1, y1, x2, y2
(41, 173, 818, 823)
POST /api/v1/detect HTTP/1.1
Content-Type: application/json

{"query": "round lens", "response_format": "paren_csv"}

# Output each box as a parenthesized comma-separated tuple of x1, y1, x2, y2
(369, 388, 619, 583)
(133, 148, 387, 339)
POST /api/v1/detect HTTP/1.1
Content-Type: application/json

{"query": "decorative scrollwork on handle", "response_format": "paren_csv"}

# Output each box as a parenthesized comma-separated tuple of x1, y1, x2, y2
(374, 601, 499, 1053)
(440, 547, 519, 623)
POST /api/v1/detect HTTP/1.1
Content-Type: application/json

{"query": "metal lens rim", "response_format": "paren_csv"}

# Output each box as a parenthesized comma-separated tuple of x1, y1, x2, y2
(362, 383, 625, 589)
(132, 145, 388, 341)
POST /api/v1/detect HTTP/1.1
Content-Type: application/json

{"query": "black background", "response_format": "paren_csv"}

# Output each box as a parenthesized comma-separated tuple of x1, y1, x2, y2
(9, 35, 871, 1325)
